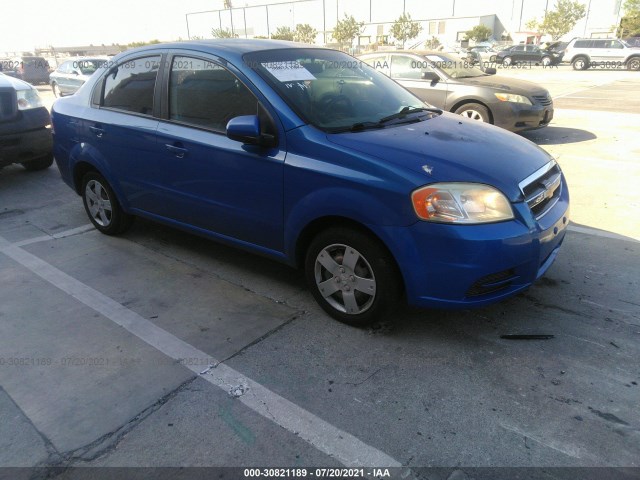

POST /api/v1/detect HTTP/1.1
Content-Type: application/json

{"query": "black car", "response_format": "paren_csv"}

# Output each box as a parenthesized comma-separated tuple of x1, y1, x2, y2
(360, 51, 554, 132)
(0, 56, 51, 84)
(495, 45, 562, 66)
(0, 73, 53, 171)
(49, 57, 108, 97)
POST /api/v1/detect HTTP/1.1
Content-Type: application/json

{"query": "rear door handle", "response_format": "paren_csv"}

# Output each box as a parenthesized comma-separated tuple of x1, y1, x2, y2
(89, 126, 105, 138)
(165, 144, 188, 158)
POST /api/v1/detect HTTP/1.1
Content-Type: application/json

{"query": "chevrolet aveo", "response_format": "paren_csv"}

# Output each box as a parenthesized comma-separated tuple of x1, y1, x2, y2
(51, 40, 569, 326)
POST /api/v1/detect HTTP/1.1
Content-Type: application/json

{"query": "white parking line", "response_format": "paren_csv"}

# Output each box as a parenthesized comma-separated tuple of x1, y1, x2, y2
(0, 234, 404, 469)
(12, 224, 95, 247)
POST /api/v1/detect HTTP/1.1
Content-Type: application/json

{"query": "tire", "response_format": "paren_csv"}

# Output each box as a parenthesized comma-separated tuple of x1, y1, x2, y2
(541, 56, 552, 67)
(489, 55, 496, 63)
(21, 153, 53, 171)
(52, 82, 61, 98)
(304, 227, 402, 327)
(454, 102, 491, 123)
(502, 57, 512, 67)
(627, 57, 640, 71)
(572, 57, 589, 70)
(81, 172, 133, 235)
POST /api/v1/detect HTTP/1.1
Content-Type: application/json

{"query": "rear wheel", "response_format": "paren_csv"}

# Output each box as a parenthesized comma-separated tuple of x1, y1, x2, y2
(454, 103, 490, 123)
(81, 172, 133, 235)
(304, 227, 402, 327)
(572, 56, 589, 70)
(21, 153, 53, 171)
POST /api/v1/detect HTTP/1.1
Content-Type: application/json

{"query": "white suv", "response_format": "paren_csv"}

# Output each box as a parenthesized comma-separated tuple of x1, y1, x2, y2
(564, 38, 640, 70)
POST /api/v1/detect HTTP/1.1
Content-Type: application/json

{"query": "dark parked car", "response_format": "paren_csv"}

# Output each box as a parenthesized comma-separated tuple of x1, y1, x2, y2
(495, 45, 562, 66)
(0, 56, 50, 84)
(52, 40, 569, 326)
(49, 57, 108, 97)
(360, 51, 554, 131)
(0, 73, 53, 171)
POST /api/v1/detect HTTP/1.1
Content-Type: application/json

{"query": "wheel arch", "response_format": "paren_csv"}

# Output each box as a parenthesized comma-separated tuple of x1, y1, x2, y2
(450, 99, 494, 124)
(293, 216, 405, 293)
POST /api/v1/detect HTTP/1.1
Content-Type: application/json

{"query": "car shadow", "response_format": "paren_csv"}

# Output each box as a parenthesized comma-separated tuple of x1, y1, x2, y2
(520, 126, 596, 145)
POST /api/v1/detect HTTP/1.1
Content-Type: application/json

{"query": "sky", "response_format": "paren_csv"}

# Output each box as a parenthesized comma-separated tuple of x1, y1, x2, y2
(1, 0, 231, 52)
(1, 0, 622, 54)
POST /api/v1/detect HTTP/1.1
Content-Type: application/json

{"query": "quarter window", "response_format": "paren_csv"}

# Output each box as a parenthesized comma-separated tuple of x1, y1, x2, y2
(169, 56, 257, 131)
(102, 56, 160, 115)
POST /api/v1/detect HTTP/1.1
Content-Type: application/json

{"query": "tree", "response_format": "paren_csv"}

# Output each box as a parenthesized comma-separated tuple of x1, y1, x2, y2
(424, 36, 441, 49)
(127, 39, 161, 48)
(294, 24, 318, 44)
(617, 0, 640, 36)
(464, 25, 492, 42)
(527, 0, 587, 40)
(271, 26, 295, 41)
(332, 14, 364, 47)
(211, 28, 238, 38)
(389, 13, 423, 49)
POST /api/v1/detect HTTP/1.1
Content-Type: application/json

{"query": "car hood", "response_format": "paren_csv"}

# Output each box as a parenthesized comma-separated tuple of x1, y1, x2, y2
(326, 112, 553, 201)
(456, 75, 548, 95)
(0, 73, 31, 89)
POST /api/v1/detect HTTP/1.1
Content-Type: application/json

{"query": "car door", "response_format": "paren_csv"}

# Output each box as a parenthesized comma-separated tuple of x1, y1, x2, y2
(602, 40, 626, 63)
(85, 54, 165, 214)
(512, 45, 526, 63)
(67, 61, 87, 94)
(526, 45, 542, 63)
(390, 54, 448, 108)
(55, 61, 73, 94)
(153, 54, 285, 251)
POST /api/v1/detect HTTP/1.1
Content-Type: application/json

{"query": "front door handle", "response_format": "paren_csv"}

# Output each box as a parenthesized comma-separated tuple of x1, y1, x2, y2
(165, 144, 188, 159)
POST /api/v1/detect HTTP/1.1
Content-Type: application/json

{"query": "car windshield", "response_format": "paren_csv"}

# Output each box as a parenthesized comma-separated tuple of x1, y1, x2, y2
(424, 54, 487, 79)
(244, 48, 431, 132)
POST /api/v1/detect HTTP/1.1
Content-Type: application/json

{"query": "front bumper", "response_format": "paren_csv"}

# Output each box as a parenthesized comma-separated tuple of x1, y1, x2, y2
(374, 178, 569, 309)
(492, 100, 554, 132)
(0, 126, 53, 167)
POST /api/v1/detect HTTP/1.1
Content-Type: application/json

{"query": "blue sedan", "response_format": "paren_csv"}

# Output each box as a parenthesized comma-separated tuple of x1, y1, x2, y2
(51, 40, 569, 326)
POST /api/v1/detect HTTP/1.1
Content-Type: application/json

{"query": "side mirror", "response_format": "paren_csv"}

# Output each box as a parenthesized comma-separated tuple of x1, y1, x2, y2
(485, 67, 497, 75)
(226, 115, 276, 147)
(421, 71, 440, 83)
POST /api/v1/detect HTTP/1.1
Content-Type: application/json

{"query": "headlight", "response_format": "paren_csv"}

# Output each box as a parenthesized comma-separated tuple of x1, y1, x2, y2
(411, 183, 514, 224)
(16, 88, 44, 110)
(494, 93, 532, 105)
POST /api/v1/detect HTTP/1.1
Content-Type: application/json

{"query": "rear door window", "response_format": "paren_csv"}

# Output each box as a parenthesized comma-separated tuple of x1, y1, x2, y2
(102, 56, 161, 115)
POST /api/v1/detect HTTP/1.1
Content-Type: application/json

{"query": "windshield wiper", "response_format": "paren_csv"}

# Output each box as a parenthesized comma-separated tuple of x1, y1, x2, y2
(377, 106, 440, 125)
(349, 121, 384, 132)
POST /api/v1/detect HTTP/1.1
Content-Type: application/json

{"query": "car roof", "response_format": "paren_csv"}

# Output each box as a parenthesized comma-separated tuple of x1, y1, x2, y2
(130, 39, 321, 56)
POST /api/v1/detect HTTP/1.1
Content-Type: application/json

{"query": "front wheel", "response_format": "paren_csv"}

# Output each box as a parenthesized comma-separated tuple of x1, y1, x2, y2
(52, 82, 61, 98)
(502, 57, 512, 67)
(627, 57, 640, 71)
(454, 103, 490, 123)
(541, 56, 552, 67)
(304, 228, 402, 326)
(81, 172, 133, 235)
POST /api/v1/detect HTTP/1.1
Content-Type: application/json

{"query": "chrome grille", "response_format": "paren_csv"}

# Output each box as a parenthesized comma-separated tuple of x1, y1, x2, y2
(532, 93, 552, 106)
(519, 160, 562, 219)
